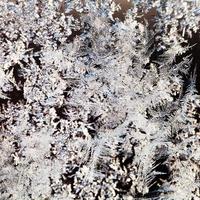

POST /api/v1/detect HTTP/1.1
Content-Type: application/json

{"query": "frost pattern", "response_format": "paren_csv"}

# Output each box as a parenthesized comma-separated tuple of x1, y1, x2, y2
(0, 0, 200, 200)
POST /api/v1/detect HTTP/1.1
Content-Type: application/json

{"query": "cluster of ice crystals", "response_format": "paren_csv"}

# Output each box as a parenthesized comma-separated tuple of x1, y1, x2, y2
(0, 0, 200, 199)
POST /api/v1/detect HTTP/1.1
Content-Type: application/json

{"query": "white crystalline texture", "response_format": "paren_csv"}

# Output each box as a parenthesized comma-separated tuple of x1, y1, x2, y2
(0, 0, 200, 200)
